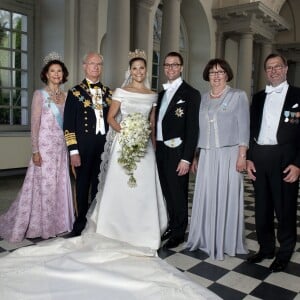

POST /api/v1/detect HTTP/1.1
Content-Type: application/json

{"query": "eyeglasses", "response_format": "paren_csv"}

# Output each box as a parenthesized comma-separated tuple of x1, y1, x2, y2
(163, 63, 182, 69)
(208, 70, 226, 76)
(265, 65, 285, 73)
(85, 62, 103, 67)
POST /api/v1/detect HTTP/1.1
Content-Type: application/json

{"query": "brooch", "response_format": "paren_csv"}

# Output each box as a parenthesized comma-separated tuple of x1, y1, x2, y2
(221, 102, 228, 111)
(175, 108, 184, 117)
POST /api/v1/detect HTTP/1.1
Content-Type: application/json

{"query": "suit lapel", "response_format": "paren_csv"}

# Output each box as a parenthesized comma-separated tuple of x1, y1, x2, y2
(157, 90, 166, 110)
(255, 92, 267, 134)
(165, 82, 185, 114)
(280, 86, 293, 120)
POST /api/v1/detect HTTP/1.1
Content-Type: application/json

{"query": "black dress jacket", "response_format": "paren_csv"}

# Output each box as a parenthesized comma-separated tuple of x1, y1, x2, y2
(248, 85, 300, 167)
(156, 80, 201, 163)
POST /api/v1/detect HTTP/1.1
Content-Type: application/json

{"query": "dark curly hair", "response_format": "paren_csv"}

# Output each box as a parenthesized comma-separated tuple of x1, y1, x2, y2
(40, 60, 69, 84)
(203, 58, 233, 82)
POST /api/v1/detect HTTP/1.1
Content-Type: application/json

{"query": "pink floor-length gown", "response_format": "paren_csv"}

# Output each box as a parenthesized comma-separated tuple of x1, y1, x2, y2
(0, 89, 74, 242)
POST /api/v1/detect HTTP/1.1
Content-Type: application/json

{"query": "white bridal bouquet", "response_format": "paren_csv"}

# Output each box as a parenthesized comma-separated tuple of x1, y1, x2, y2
(118, 112, 151, 187)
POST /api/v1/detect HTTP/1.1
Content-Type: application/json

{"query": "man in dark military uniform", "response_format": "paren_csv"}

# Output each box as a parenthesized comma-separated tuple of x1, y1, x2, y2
(64, 52, 112, 236)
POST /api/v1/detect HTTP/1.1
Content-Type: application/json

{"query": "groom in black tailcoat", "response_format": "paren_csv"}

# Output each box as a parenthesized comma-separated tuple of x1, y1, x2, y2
(247, 53, 300, 272)
(155, 51, 201, 249)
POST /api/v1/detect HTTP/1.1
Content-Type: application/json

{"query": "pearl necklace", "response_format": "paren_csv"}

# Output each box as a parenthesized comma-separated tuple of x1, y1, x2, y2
(210, 85, 228, 98)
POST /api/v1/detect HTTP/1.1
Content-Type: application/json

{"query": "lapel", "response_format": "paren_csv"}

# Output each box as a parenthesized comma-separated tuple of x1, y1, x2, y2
(256, 86, 293, 135)
(254, 92, 267, 134)
(157, 90, 166, 110)
(280, 86, 293, 123)
(165, 81, 185, 115)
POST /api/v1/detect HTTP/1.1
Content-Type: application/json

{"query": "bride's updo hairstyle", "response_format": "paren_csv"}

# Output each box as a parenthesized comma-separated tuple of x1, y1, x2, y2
(128, 49, 147, 68)
(121, 49, 150, 88)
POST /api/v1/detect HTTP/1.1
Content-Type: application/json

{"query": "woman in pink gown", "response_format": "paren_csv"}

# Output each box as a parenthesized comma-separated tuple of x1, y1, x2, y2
(0, 53, 74, 242)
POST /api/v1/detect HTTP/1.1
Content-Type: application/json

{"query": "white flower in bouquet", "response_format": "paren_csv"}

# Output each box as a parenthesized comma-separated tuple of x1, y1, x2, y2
(118, 112, 151, 187)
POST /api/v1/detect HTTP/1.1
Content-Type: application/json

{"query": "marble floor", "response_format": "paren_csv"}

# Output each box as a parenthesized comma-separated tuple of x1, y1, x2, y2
(0, 172, 299, 299)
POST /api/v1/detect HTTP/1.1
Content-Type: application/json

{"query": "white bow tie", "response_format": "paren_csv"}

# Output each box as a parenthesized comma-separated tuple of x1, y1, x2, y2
(265, 84, 284, 94)
(163, 83, 173, 90)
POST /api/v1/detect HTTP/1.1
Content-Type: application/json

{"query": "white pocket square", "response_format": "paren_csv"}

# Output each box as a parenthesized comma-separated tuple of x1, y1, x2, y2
(292, 103, 299, 108)
(176, 99, 185, 104)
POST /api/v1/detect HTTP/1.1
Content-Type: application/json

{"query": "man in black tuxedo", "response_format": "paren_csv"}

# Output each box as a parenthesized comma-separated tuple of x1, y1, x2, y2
(247, 53, 300, 272)
(64, 52, 112, 236)
(155, 51, 201, 249)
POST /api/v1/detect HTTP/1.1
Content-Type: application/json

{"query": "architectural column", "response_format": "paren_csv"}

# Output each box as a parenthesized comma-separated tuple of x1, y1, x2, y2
(159, 0, 182, 85)
(104, 0, 130, 89)
(215, 31, 225, 58)
(294, 62, 300, 87)
(258, 42, 273, 90)
(237, 33, 253, 99)
(133, 0, 157, 81)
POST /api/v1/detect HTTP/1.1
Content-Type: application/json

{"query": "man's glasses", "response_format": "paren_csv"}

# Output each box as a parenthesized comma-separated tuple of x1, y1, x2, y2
(163, 63, 182, 69)
(265, 65, 285, 73)
(208, 70, 226, 76)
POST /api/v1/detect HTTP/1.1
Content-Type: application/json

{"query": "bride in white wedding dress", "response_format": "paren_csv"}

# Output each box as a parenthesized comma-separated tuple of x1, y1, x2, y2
(0, 51, 220, 300)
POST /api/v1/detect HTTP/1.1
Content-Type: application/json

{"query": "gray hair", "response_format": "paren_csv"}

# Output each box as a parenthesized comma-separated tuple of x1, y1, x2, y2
(82, 52, 104, 64)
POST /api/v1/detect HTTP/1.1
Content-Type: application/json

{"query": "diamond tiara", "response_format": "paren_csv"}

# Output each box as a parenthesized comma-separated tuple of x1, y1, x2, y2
(128, 49, 147, 61)
(43, 51, 62, 65)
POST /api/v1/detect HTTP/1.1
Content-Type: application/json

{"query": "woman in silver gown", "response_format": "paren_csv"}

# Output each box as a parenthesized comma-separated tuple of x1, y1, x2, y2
(186, 58, 249, 260)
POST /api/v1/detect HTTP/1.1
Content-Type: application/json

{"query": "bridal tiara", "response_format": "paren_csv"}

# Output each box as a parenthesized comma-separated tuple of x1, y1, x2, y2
(128, 49, 147, 61)
(43, 51, 62, 65)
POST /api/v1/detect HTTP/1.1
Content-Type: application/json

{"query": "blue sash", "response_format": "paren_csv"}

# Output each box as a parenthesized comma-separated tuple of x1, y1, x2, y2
(41, 89, 63, 129)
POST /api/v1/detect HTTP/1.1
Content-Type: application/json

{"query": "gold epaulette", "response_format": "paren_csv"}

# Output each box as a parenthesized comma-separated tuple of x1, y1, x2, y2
(64, 130, 77, 146)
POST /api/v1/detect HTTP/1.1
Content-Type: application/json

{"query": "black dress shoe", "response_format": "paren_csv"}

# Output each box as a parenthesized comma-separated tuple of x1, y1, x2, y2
(161, 228, 172, 241)
(269, 258, 288, 272)
(63, 230, 81, 238)
(163, 237, 184, 249)
(247, 252, 274, 264)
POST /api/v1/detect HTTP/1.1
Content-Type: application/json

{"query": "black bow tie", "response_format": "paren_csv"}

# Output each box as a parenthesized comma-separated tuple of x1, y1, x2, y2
(89, 82, 101, 89)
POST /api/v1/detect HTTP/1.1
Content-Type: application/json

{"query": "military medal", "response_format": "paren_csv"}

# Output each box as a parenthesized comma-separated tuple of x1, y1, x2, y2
(284, 111, 290, 123)
(296, 112, 300, 124)
(290, 112, 295, 123)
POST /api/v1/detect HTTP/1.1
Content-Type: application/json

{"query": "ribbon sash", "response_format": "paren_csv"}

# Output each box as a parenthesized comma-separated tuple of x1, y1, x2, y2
(41, 90, 63, 129)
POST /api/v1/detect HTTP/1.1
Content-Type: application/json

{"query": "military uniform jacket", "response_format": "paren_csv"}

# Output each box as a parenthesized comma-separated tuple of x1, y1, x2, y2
(63, 79, 112, 152)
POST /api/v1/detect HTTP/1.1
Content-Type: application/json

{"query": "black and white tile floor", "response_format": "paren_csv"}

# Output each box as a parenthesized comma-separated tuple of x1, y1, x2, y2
(0, 175, 299, 299)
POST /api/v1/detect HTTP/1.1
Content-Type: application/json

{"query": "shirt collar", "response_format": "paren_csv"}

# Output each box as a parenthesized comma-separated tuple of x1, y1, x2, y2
(265, 80, 288, 94)
(163, 77, 183, 91)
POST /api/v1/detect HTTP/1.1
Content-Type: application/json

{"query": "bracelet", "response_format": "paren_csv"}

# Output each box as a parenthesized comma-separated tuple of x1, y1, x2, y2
(239, 154, 246, 159)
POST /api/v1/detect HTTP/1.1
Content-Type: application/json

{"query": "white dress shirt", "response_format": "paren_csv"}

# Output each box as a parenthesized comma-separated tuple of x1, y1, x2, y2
(87, 79, 105, 135)
(257, 81, 288, 145)
(156, 77, 183, 141)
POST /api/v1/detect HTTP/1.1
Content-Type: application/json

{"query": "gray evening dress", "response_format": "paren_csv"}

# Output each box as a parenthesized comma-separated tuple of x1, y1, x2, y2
(186, 87, 249, 260)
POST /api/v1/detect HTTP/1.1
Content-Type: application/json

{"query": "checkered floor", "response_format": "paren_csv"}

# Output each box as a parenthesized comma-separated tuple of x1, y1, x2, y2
(0, 174, 300, 299)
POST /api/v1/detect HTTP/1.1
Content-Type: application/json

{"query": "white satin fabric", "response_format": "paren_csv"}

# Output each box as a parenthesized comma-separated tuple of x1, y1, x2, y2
(86, 89, 167, 250)
(0, 234, 220, 299)
(0, 89, 221, 300)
